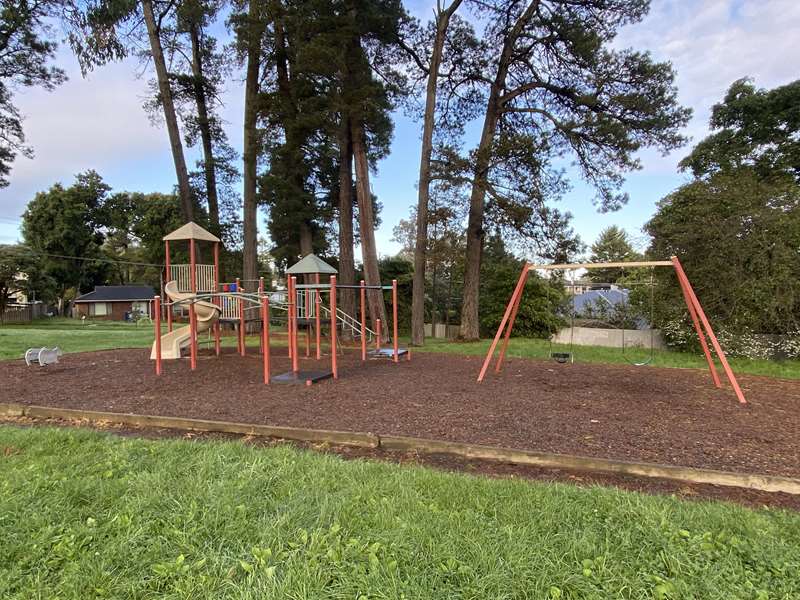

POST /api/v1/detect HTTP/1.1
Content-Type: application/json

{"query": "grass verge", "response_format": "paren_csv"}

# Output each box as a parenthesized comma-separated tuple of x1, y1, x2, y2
(414, 337, 800, 380)
(1, 425, 799, 598)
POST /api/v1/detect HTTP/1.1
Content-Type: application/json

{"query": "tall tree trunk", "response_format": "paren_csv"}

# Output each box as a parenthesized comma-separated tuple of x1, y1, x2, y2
(298, 223, 313, 256)
(459, 92, 500, 340)
(189, 22, 220, 238)
(142, 0, 194, 222)
(411, 0, 462, 346)
(337, 118, 356, 332)
(351, 120, 387, 334)
(242, 0, 264, 281)
(274, 4, 315, 259)
(459, 1, 536, 340)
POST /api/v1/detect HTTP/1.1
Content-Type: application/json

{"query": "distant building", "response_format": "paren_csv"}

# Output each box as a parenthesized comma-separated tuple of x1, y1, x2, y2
(73, 285, 155, 321)
(567, 279, 621, 295)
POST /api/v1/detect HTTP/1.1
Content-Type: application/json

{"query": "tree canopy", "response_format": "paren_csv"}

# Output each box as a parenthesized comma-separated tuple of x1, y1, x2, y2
(588, 226, 641, 283)
(679, 78, 800, 181)
(647, 169, 800, 339)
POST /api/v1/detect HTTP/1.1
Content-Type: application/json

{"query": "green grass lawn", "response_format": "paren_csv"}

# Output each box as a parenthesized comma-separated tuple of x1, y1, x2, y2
(0, 318, 159, 360)
(0, 317, 269, 360)
(1, 426, 798, 599)
(414, 337, 800, 380)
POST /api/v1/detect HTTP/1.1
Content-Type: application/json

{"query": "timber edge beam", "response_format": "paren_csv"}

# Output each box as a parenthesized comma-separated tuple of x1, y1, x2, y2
(528, 260, 673, 271)
(1, 403, 798, 496)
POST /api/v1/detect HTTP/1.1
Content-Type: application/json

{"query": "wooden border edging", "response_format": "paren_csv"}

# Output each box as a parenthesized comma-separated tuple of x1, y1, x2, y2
(2, 403, 799, 495)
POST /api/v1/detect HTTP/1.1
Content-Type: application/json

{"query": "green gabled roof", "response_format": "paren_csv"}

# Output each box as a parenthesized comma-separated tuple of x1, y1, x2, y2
(286, 253, 338, 275)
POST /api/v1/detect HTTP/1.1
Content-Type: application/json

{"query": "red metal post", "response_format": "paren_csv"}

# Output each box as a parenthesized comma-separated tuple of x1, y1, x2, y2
(330, 275, 338, 379)
(477, 263, 530, 382)
(291, 276, 299, 373)
(360, 280, 367, 361)
(189, 301, 197, 371)
(671, 257, 746, 404)
(495, 264, 530, 373)
(154, 296, 162, 376)
(392, 279, 399, 363)
(239, 296, 246, 357)
(165, 240, 172, 332)
(213, 242, 221, 356)
(376, 318, 382, 351)
(675, 266, 721, 388)
(315, 289, 322, 360)
(190, 240, 197, 293)
(262, 295, 270, 384)
(287, 277, 294, 360)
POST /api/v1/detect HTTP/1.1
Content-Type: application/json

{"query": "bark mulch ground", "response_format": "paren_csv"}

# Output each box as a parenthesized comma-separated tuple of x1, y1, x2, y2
(5, 348, 799, 476)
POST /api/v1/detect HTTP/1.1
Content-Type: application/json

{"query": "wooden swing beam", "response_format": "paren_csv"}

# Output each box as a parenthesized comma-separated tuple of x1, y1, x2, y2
(477, 257, 747, 405)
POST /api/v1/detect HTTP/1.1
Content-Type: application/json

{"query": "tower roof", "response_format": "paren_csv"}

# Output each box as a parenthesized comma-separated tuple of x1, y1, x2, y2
(286, 253, 338, 275)
(163, 222, 220, 242)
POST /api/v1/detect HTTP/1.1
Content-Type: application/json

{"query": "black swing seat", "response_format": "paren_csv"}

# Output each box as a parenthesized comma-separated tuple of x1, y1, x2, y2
(550, 352, 572, 364)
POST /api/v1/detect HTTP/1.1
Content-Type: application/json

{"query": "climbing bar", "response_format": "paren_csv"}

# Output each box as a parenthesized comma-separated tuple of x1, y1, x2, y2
(528, 260, 673, 271)
(333, 284, 393, 290)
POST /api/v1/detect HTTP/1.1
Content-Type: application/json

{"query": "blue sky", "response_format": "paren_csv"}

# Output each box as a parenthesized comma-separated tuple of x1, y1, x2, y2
(1, 0, 798, 258)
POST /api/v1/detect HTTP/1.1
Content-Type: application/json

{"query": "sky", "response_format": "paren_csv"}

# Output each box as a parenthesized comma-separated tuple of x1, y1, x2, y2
(1, 0, 799, 257)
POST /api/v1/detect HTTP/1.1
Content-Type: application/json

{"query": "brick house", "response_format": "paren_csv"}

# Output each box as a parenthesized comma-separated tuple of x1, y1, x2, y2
(73, 285, 155, 321)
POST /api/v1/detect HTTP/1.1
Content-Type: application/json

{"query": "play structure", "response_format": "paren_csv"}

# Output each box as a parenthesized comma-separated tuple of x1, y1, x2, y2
(150, 222, 409, 385)
(478, 258, 748, 405)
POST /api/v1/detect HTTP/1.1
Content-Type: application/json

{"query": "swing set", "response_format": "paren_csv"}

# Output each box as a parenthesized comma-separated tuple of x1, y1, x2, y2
(477, 257, 747, 405)
(549, 267, 657, 367)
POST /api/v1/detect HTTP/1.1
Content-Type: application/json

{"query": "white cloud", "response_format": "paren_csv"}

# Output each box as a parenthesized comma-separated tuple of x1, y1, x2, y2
(0, 53, 179, 220)
(616, 0, 800, 173)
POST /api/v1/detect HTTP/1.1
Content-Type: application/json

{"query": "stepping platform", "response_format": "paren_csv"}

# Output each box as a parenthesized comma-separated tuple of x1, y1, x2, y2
(369, 348, 410, 360)
(271, 370, 333, 385)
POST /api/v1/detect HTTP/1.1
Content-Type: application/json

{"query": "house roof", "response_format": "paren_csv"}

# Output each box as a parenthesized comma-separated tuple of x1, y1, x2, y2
(286, 253, 338, 275)
(572, 288, 629, 313)
(163, 222, 220, 243)
(74, 285, 156, 303)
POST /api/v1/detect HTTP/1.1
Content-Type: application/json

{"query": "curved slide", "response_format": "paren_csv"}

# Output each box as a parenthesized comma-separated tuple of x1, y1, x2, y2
(151, 281, 221, 360)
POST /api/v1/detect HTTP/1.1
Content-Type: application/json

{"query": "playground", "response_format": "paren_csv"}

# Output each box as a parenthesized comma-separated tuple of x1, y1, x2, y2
(5, 346, 800, 480)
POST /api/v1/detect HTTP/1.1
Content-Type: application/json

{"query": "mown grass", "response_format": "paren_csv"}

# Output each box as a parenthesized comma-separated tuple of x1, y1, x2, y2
(0, 318, 269, 360)
(414, 337, 800, 380)
(1, 425, 798, 599)
(0, 318, 159, 360)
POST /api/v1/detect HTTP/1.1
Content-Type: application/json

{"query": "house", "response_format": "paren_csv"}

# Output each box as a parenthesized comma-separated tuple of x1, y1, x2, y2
(73, 285, 155, 320)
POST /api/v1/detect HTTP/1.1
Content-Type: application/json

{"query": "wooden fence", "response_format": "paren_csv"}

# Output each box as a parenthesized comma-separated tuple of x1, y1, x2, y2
(0, 303, 46, 324)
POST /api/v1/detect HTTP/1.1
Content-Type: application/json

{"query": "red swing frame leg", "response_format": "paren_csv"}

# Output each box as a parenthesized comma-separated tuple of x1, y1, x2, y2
(672, 256, 746, 404)
(477, 263, 529, 382)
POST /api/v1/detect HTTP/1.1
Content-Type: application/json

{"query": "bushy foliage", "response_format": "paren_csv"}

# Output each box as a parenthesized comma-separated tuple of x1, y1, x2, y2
(478, 237, 565, 338)
(646, 169, 800, 343)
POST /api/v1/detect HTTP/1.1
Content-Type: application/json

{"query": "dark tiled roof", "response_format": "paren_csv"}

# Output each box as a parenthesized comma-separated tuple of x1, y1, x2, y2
(74, 285, 155, 302)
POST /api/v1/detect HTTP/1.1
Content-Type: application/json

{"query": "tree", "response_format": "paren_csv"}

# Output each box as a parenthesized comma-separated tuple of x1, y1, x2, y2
(400, 0, 475, 345)
(646, 169, 800, 340)
(68, 0, 195, 221)
(479, 235, 564, 338)
(0, 0, 66, 187)
(680, 78, 800, 181)
(21, 171, 111, 313)
(0, 245, 30, 319)
(230, 0, 268, 282)
(457, 0, 691, 340)
(588, 226, 641, 283)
